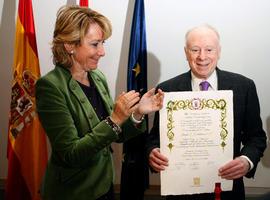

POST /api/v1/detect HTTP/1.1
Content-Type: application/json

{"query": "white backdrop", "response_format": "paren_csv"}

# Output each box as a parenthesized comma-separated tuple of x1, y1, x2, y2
(0, 0, 270, 191)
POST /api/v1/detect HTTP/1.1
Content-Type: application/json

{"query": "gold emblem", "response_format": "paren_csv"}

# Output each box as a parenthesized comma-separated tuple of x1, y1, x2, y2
(9, 70, 37, 138)
(193, 177, 200, 186)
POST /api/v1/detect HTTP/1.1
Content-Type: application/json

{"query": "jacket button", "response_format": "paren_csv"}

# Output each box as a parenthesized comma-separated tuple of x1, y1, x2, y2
(103, 149, 108, 156)
(80, 97, 86, 103)
(71, 84, 77, 90)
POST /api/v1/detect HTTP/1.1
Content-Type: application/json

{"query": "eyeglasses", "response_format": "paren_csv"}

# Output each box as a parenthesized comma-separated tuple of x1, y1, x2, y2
(188, 47, 217, 56)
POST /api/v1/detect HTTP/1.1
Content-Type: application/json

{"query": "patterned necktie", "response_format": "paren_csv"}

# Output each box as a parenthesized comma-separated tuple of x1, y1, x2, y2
(200, 81, 210, 91)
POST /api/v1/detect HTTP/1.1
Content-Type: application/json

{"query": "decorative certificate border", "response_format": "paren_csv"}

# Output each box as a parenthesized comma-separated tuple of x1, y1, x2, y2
(166, 98, 228, 152)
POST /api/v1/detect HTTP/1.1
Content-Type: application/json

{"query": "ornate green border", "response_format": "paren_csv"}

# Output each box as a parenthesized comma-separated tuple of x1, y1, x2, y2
(166, 98, 227, 152)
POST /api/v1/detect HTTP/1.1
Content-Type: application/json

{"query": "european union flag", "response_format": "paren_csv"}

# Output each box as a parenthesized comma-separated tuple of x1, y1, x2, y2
(127, 0, 147, 94)
(120, 0, 149, 200)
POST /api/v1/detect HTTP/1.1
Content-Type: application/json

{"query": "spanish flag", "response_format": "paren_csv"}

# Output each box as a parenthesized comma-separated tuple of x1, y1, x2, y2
(5, 0, 48, 200)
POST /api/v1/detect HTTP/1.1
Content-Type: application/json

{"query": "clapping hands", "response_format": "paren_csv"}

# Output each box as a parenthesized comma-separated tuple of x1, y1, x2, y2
(136, 88, 164, 115)
(110, 88, 164, 125)
(130, 88, 164, 122)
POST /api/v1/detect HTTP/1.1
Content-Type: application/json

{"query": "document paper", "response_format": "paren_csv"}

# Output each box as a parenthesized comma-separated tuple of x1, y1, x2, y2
(160, 91, 233, 195)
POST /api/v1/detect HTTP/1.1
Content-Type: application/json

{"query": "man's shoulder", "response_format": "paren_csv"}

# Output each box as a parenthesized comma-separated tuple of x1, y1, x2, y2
(218, 69, 254, 84)
(157, 71, 190, 89)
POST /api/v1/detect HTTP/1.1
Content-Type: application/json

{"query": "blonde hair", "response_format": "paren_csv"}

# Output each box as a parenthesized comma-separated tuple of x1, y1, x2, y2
(52, 5, 112, 68)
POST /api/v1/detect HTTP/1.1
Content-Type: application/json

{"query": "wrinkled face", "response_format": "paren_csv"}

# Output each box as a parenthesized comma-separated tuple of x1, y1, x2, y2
(184, 28, 221, 79)
(70, 23, 105, 71)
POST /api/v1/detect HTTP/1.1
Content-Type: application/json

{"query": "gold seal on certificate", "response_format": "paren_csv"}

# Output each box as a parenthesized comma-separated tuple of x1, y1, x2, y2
(160, 91, 233, 195)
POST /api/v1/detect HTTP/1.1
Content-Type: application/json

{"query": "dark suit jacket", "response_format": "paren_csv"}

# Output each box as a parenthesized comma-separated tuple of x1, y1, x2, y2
(146, 68, 267, 200)
(36, 66, 146, 200)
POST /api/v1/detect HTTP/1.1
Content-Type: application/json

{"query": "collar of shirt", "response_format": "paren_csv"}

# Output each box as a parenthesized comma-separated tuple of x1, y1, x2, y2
(191, 70, 218, 91)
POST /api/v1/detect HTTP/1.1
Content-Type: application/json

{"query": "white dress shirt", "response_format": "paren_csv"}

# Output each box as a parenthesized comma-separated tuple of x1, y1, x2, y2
(191, 70, 217, 91)
(190, 70, 254, 170)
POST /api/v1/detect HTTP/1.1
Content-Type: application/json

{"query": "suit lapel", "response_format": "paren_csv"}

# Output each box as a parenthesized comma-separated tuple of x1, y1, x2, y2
(216, 68, 233, 90)
(178, 69, 234, 91)
(176, 70, 193, 91)
(68, 75, 100, 129)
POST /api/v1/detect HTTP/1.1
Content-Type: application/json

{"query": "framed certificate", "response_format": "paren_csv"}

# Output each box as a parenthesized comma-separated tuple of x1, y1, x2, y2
(160, 91, 233, 195)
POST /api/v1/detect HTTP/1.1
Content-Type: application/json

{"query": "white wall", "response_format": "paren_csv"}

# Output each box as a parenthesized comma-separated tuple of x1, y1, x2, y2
(1, 0, 270, 190)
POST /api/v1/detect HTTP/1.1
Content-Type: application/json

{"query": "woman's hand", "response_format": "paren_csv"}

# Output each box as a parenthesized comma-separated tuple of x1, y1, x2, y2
(110, 90, 140, 125)
(136, 88, 164, 116)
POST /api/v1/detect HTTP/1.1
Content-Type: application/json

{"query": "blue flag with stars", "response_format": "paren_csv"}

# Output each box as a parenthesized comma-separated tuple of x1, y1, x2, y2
(120, 0, 149, 199)
(127, 0, 147, 94)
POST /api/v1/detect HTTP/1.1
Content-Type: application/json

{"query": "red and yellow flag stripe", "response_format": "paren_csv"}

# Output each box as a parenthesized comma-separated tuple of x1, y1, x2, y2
(80, 0, 89, 7)
(6, 0, 48, 200)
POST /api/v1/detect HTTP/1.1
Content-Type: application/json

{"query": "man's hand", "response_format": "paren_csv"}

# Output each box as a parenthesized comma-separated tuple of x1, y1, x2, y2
(149, 148, 169, 172)
(218, 156, 250, 180)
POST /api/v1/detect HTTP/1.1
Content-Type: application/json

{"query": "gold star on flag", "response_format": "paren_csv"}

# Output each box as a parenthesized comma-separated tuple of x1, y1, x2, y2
(132, 63, 141, 77)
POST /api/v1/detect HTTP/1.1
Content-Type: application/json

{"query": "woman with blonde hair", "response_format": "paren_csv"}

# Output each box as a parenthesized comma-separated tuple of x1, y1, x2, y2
(36, 5, 163, 200)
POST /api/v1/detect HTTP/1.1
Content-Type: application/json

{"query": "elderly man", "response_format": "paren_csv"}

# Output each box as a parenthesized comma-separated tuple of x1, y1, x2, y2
(146, 24, 267, 200)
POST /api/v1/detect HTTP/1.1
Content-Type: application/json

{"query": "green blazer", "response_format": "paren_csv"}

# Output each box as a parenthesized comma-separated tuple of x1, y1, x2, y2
(36, 66, 146, 200)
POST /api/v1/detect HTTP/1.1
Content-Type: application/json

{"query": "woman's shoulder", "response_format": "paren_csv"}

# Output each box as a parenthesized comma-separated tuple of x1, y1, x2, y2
(39, 66, 71, 82)
(36, 65, 72, 91)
